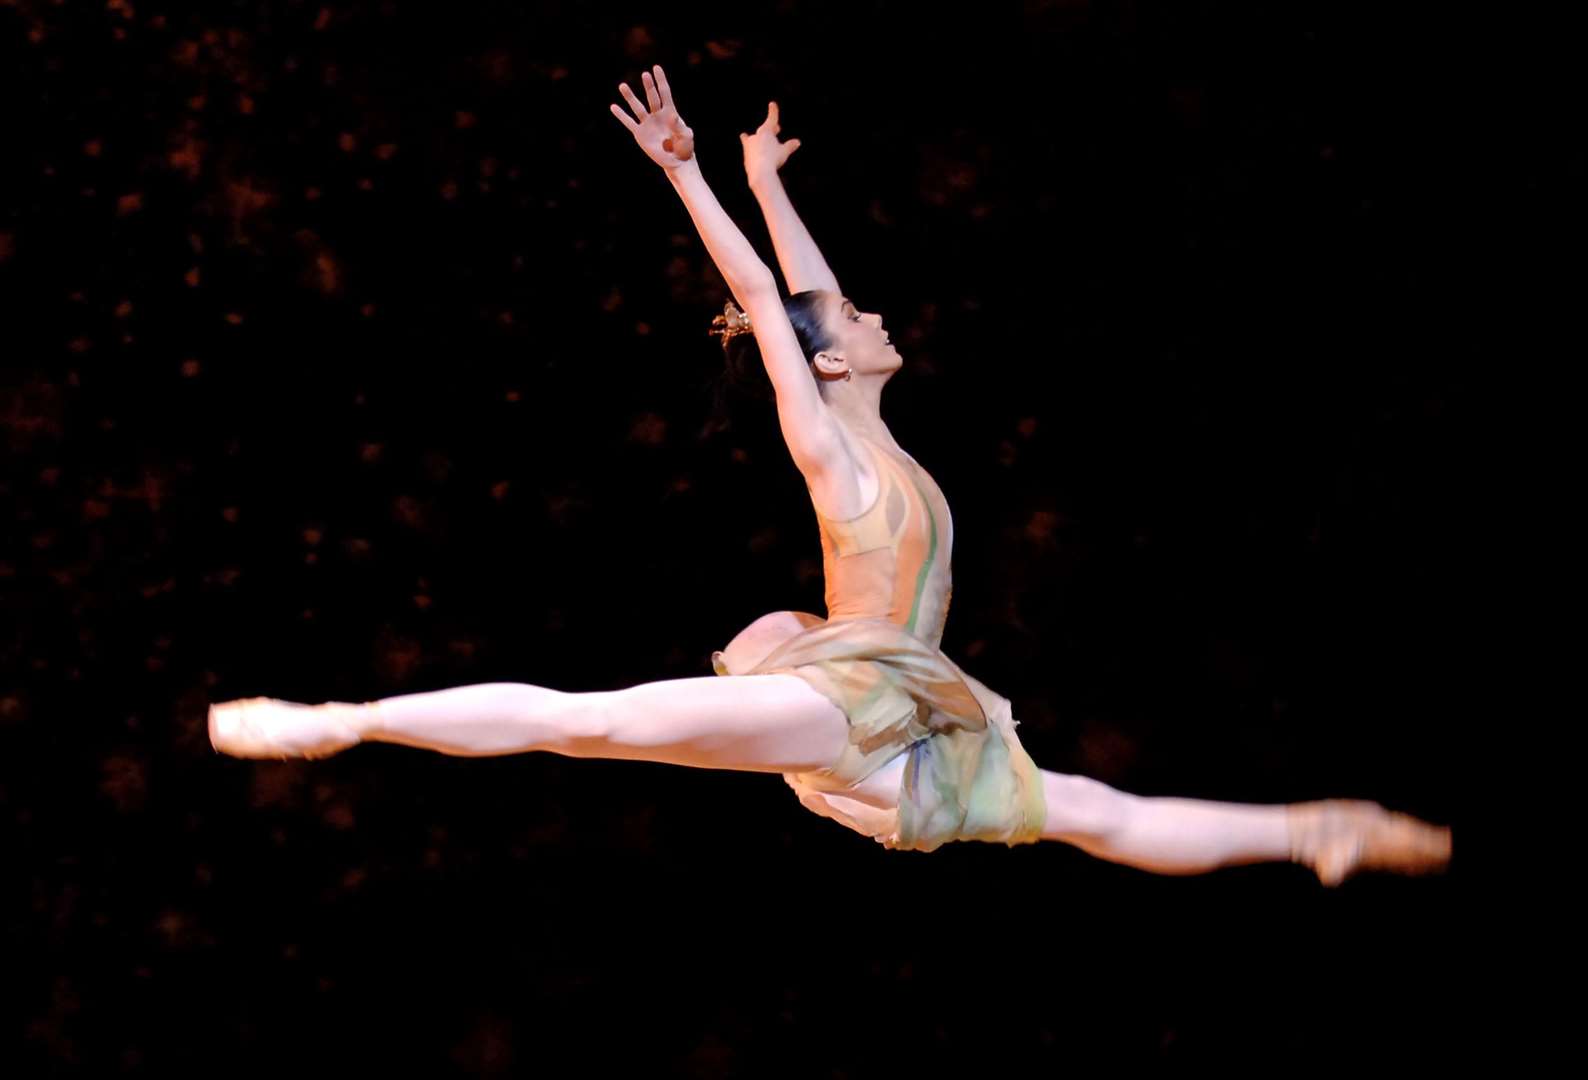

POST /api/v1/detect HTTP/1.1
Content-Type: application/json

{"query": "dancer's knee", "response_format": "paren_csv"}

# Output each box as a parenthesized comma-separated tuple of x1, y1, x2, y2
(541, 687, 617, 756)
(582, 683, 704, 758)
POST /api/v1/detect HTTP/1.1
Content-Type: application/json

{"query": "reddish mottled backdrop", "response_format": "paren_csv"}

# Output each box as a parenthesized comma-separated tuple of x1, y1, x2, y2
(3, 0, 1531, 1074)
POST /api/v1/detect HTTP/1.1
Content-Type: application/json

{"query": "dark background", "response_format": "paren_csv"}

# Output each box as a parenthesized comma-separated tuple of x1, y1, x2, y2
(2, 0, 1539, 1074)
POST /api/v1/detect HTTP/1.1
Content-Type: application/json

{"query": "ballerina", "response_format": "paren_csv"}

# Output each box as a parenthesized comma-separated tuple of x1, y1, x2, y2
(209, 64, 1451, 887)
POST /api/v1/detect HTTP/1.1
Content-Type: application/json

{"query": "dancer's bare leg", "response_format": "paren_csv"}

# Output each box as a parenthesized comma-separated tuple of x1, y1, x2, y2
(1038, 770, 1452, 886)
(210, 672, 854, 776)
(1040, 772, 1288, 871)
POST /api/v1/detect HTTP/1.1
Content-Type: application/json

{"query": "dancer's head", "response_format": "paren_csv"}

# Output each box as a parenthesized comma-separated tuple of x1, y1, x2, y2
(720, 289, 902, 399)
(805, 289, 902, 384)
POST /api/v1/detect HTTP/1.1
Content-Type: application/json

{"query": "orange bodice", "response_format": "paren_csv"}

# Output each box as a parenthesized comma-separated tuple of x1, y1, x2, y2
(807, 432, 956, 649)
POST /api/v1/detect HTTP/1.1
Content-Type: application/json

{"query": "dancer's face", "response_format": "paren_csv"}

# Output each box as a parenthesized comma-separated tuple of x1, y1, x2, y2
(814, 291, 902, 379)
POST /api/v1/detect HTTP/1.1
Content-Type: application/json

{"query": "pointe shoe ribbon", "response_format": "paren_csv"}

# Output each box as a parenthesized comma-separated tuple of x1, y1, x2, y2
(209, 697, 365, 760)
(1288, 798, 1453, 887)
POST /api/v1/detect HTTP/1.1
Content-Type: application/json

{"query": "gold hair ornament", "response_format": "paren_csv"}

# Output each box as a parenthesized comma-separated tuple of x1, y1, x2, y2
(708, 300, 753, 352)
(707, 299, 852, 380)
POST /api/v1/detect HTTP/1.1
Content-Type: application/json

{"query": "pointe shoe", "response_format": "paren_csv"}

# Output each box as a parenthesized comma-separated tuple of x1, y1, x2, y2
(209, 696, 367, 760)
(1288, 798, 1453, 887)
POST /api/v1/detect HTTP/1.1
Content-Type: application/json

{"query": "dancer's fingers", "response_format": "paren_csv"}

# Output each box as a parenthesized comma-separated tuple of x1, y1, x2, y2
(609, 101, 639, 133)
(617, 82, 648, 122)
(641, 70, 661, 113)
(769, 100, 779, 130)
(653, 64, 676, 111)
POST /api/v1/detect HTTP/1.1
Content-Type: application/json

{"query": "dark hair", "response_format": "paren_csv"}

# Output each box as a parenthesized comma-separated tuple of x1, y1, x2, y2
(703, 290, 833, 434)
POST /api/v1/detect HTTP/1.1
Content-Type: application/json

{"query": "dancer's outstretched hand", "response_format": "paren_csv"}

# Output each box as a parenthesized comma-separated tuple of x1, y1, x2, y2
(610, 64, 695, 170)
(741, 101, 800, 185)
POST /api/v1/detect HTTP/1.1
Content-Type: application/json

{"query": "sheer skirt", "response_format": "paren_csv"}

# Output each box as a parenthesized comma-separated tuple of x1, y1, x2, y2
(714, 614, 1046, 853)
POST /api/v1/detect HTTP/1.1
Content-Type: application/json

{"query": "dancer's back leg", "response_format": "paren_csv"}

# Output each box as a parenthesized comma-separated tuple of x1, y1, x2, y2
(212, 672, 855, 777)
(555, 673, 852, 774)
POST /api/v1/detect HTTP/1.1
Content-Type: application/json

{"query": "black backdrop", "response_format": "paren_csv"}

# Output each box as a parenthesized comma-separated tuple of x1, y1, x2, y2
(3, 1, 1531, 1073)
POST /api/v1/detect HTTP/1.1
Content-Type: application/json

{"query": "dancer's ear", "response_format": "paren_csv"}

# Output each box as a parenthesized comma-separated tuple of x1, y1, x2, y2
(811, 350, 848, 381)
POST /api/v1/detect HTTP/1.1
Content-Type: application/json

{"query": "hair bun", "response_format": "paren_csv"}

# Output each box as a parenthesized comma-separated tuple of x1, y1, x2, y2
(708, 300, 753, 352)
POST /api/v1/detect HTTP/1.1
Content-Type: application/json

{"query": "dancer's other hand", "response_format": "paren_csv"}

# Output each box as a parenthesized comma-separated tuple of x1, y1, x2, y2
(610, 64, 695, 170)
(741, 101, 801, 186)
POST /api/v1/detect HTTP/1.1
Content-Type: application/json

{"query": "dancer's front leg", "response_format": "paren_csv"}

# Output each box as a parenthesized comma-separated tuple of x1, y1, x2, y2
(211, 673, 854, 775)
(1038, 771, 1452, 886)
(1040, 773, 1295, 875)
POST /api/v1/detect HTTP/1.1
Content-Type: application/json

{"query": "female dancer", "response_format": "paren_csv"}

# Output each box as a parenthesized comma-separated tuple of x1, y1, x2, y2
(209, 65, 1451, 887)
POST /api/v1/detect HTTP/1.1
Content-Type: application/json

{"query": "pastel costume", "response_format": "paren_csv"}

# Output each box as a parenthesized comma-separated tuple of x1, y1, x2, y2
(712, 432, 1047, 852)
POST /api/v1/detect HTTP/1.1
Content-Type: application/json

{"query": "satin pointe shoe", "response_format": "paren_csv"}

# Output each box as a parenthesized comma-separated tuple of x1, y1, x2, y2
(209, 696, 368, 760)
(1288, 798, 1453, 887)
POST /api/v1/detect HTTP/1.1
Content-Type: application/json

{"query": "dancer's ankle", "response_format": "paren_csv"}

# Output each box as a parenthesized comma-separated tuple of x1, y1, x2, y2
(318, 700, 383, 744)
(1285, 802, 1304, 864)
(1285, 800, 1324, 870)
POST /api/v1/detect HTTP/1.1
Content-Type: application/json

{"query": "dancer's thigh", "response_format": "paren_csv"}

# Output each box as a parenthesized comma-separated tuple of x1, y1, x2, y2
(833, 750, 907, 810)
(1038, 769, 1134, 845)
(584, 673, 852, 775)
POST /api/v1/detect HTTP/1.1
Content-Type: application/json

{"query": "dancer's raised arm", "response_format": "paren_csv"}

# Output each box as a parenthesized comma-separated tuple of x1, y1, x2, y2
(741, 101, 841, 296)
(610, 66, 844, 477)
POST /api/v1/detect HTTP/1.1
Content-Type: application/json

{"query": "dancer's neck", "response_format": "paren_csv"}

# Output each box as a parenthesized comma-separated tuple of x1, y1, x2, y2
(819, 375, 895, 449)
